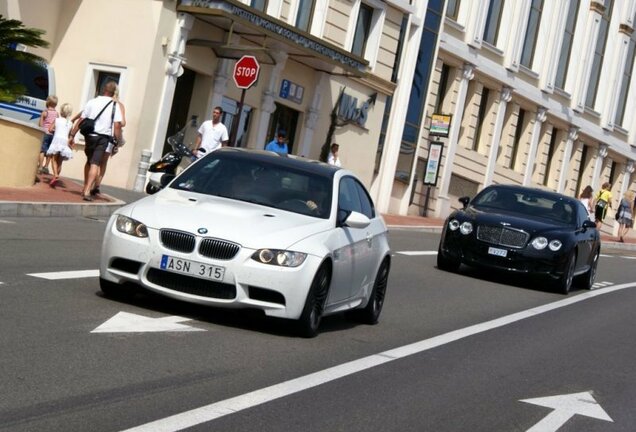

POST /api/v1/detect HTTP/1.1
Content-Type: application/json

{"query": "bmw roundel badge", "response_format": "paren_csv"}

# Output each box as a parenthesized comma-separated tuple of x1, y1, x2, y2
(197, 228, 208, 234)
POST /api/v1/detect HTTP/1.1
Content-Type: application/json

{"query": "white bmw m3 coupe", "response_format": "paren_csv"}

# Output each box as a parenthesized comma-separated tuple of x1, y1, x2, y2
(100, 148, 391, 337)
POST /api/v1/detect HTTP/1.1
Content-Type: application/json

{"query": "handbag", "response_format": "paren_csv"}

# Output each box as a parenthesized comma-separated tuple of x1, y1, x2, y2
(79, 100, 113, 136)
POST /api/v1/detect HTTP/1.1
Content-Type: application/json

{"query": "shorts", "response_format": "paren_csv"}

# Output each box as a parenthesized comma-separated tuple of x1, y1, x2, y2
(84, 134, 110, 165)
(594, 202, 608, 222)
(40, 134, 53, 152)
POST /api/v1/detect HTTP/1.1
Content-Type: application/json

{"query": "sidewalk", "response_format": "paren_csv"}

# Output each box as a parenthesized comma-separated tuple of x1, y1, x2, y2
(0, 173, 634, 251)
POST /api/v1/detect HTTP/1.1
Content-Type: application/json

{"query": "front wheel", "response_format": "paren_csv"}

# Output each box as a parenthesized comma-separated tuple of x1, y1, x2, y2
(356, 258, 390, 325)
(100, 277, 128, 298)
(296, 263, 332, 338)
(145, 183, 160, 195)
(575, 248, 599, 290)
(556, 253, 576, 295)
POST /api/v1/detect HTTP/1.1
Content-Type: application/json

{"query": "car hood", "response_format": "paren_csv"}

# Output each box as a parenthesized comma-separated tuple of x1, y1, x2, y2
(123, 188, 333, 249)
(462, 207, 571, 234)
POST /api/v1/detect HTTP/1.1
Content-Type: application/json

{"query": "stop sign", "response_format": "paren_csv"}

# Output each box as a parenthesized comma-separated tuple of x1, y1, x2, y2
(233, 55, 260, 89)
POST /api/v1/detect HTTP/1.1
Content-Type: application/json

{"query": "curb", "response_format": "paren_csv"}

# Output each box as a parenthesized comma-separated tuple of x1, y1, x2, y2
(0, 197, 126, 218)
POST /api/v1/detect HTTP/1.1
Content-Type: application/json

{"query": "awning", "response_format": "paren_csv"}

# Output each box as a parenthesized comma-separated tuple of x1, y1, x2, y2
(177, 0, 369, 77)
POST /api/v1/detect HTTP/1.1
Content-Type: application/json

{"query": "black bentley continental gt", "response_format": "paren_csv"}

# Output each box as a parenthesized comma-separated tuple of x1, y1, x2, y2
(437, 185, 600, 294)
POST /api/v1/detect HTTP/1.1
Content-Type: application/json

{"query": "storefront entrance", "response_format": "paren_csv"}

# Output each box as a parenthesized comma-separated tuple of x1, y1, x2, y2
(266, 103, 300, 154)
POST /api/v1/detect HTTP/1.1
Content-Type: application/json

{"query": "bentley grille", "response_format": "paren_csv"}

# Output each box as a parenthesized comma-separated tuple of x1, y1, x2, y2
(199, 238, 240, 260)
(160, 230, 195, 253)
(477, 225, 529, 248)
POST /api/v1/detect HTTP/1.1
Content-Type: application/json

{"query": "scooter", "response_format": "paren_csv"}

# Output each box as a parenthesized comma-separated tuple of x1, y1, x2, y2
(145, 128, 204, 194)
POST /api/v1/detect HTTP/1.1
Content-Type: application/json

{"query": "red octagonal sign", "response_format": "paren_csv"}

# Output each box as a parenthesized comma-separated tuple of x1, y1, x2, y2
(233, 55, 260, 89)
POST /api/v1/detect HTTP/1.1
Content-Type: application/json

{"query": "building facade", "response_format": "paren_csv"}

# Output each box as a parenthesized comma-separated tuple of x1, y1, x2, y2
(3, 0, 635, 236)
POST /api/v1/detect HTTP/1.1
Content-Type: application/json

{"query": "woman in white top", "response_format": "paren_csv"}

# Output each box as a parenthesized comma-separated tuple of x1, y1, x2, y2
(46, 103, 74, 188)
(578, 185, 594, 220)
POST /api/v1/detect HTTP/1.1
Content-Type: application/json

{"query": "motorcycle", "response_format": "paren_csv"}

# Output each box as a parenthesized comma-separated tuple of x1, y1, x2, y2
(145, 127, 205, 194)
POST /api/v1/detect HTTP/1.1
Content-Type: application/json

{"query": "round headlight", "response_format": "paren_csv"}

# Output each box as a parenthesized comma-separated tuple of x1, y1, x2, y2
(448, 220, 460, 231)
(460, 221, 473, 235)
(258, 249, 275, 263)
(549, 240, 563, 251)
(531, 237, 548, 250)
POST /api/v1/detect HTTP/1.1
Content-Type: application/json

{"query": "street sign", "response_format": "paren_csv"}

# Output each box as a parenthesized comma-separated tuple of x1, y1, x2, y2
(233, 55, 260, 89)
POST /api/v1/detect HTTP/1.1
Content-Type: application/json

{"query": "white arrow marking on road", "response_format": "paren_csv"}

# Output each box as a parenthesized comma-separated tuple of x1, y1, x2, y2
(28, 269, 99, 280)
(91, 312, 205, 333)
(521, 391, 613, 432)
(396, 251, 438, 256)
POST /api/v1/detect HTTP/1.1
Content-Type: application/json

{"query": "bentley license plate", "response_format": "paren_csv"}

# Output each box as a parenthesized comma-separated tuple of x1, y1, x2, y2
(488, 247, 508, 257)
(160, 255, 225, 281)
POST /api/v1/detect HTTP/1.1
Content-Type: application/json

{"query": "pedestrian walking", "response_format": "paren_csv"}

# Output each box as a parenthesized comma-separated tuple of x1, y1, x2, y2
(68, 80, 123, 201)
(593, 182, 612, 229)
(265, 130, 289, 154)
(193, 106, 229, 157)
(38, 95, 58, 174)
(616, 191, 634, 242)
(578, 185, 594, 220)
(45, 103, 74, 188)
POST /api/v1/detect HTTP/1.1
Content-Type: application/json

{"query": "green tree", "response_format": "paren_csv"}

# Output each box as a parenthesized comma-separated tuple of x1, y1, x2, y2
(0, 15, 49, 103)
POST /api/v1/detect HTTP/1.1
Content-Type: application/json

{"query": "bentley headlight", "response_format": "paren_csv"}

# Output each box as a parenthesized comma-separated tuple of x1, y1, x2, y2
(252, 249, 307, 267)
(115, 215, 148, 238)
(448, 219, 460, 231)
(460, 221, 473, 235)
(549, 240, 563, 251)
(531, 237, 548, 250)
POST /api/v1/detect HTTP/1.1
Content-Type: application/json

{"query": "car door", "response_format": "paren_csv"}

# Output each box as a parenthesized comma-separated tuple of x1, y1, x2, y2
(574, 201, 594, 270)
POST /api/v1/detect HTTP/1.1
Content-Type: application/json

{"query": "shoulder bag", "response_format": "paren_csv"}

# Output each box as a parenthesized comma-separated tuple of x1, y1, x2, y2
(79, 100, 113, 136)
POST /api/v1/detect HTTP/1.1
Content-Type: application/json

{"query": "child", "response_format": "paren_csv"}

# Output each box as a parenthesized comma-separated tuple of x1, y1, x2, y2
(46, 103, 74, 188)
(38, 95, 59, 174)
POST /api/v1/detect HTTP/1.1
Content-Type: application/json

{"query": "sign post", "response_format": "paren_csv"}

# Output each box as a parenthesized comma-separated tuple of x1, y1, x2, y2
(230, 55, 260, 146)
(423, 114, 452, 216)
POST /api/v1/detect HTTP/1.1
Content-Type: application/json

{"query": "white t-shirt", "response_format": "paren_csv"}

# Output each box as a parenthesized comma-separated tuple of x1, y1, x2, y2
(328, 152, 341, 167)
(198, 120, 229, 153)
(81, 96, 123, 135)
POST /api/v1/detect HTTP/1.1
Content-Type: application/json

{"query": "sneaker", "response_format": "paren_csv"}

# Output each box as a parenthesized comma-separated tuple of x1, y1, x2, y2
(82, 195, 94, 202)
(90, 187, 100, 196)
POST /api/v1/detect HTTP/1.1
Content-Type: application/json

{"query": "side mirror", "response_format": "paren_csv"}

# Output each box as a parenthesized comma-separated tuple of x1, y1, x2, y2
(160, 173, 176, 188)
(343, 210, 371, 229)
(459, 196, 470, 209)
(582, 219, 596, 230)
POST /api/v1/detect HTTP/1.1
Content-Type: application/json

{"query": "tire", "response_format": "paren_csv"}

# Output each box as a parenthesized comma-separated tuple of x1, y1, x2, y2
(145, 183, 160, 194)
(437, 245, 460, 272)
(556, 253, 576, 295)
(296, 263, 332, 338)
(100, 277, 127, 298)
(356, 258, 390, 325)
(575, 248, 599, 290)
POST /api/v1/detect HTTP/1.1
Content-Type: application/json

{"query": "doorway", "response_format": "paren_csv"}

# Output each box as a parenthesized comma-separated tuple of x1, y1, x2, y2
(267, 103, 300, 154)
(164, 67, 196, 155)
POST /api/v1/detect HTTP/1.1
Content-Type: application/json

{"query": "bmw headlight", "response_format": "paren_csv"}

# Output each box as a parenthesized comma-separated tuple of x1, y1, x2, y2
(448, 219, 460, 231)
(548, 240, 562, 251)
(460, 221, 473, 235)
(252, 249, 307, 267)
(531, 237, 548, 250)
(115, 215, 148, 238)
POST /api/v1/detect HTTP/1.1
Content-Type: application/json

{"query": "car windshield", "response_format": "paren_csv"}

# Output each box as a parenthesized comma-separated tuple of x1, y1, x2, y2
(471, 187, 576, 225)
(170, 152, 332, 219)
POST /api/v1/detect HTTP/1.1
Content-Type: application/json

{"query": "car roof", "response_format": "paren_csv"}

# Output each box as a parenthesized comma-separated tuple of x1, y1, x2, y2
(211, 147, 340, 178)
(483, 184, 578, 204)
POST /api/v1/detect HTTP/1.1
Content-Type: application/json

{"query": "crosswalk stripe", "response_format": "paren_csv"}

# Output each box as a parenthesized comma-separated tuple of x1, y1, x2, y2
(27, 270, 99, 280)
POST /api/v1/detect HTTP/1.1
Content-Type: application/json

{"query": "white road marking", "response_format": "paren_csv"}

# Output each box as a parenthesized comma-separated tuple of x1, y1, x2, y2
(395, 251, 438, 256)
(27, 270, 99, 280)
(622, 256, 636, 260)
(92, 312, 205, 333)
(521, 391, 612, 431)
(121, 282, 636, 432)
(0, 219, 16, 224)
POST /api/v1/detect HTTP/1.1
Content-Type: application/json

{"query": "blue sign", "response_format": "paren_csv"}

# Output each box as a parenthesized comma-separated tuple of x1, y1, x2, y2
(280, 79, 290, 99)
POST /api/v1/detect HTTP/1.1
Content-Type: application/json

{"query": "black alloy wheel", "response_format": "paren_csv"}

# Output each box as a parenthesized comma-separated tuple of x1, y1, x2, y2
(297, 263, 332, 338)
(557, 253, 576, 295)
(576, 248, 600, 290)
(357, 258, 390, 325)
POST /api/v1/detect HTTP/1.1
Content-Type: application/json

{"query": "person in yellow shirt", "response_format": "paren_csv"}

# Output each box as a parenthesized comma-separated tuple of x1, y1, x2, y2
(593, 182, 612, 229)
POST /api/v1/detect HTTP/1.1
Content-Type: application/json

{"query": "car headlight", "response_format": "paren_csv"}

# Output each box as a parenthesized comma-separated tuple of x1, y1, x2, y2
(531, 237, 548, 250)
(549, 240, 562, 251)
(460, 221, 473, 235)
(115, 215, 148, 238)
(448, 219, 460, 231)
(252, 249, 307, 267)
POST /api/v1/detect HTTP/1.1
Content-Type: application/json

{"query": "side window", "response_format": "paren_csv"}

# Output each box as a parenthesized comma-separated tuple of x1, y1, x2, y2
(576, 201, 589, 226)
(338, 177, 362, 214)
(353, 180, 375, 219)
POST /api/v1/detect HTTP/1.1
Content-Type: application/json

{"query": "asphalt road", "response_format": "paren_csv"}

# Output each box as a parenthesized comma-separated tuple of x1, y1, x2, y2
(1, 216, 635, 432)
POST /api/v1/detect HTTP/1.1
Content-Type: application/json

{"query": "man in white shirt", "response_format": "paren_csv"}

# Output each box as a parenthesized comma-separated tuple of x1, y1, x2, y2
(194, 106, 229, 156)
(327, 143, 341, 167)
(69, 80, 123, 201)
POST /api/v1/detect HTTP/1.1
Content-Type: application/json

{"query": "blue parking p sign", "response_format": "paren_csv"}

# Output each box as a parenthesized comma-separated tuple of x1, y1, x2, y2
(280, 79, 290, 98)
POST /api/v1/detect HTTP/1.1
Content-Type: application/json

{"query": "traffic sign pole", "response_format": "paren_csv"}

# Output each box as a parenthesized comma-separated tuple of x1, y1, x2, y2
(230, 55, 260, 147)
(230, 89, 246, 147)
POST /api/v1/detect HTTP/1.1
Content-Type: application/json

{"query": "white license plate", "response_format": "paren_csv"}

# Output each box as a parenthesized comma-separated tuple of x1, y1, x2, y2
(488, 247, 508, 257)
(160, 255, 225, 281)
